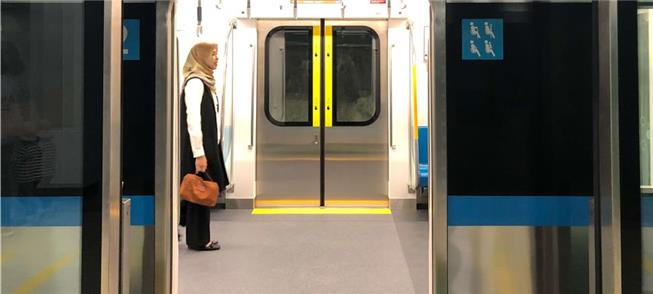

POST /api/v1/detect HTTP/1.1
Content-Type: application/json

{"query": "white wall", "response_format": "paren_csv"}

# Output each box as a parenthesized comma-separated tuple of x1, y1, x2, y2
(230, 21, 258, 200)
(175, 0, 430, 200)
(405, 0, 431, 127)
(388, 19, 411, 199)
(388, 0, 431, 198)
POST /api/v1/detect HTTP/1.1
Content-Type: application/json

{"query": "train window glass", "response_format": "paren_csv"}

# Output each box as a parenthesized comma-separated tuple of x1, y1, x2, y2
(640, 9, 653, 187)
(333, 27, 380, 126)
(637, 8, 653, 293)
(265, 28, 312, 126)
(2, 2, 86, 292)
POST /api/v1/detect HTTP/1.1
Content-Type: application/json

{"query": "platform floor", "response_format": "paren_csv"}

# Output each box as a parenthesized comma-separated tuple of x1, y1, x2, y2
(179, 208, 428, 294)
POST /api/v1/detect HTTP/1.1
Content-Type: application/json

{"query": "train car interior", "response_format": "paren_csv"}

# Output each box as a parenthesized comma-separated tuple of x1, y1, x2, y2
(0, 0, 650, 293)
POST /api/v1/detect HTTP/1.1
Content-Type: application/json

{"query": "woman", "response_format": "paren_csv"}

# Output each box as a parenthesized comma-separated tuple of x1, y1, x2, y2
(180, 42, 229, 251)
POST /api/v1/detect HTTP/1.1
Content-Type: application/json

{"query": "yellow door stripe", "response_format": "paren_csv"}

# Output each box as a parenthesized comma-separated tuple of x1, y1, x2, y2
(312, 25, 321, 128)
(324, 25, 334, 127)
(252, 207, 391, 215)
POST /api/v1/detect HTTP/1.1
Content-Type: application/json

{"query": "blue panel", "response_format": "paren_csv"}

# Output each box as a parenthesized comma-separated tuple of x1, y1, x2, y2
(122, 195, 155, 226)
(1, 195, 154, 226)
(417, 126, 429, 188)
(449, 195, 590, 226)
(644, 196, 653, 227)
(1, 196, 82, 226)
(462, 19, 503, 60)
(123, 19, 140, 61)
(418, 126, 428, 166)
(419, 164, 429, 187)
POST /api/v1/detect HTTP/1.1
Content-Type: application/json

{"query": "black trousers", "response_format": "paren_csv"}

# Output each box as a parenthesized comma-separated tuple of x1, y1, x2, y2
(182, 200, 211, 249)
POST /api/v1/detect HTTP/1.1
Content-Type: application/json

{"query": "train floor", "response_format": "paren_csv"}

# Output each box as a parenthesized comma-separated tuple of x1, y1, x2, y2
(179, 207, 428, 294)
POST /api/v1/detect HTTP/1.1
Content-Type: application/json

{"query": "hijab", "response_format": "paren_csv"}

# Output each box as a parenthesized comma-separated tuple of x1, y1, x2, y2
(182, 42, 217, 93)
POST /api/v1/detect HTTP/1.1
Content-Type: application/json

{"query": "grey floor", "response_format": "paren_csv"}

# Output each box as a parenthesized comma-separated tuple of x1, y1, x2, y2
(179, 208, 428, 294)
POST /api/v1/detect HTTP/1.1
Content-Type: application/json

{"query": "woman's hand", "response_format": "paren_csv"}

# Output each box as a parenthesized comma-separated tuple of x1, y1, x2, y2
(195, 156, 208, 173)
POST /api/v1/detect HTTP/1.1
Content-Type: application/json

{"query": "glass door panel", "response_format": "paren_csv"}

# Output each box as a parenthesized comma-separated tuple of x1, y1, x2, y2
(1, 1, 107, 292)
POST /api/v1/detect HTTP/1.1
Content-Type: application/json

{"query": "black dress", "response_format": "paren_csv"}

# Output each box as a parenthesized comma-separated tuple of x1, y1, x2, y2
(179, 78, 230, 249)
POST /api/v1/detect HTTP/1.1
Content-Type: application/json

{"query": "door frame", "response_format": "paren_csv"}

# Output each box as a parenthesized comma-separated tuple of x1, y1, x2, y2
(100, 0, 123, 292)
(152, 1, 175, 293)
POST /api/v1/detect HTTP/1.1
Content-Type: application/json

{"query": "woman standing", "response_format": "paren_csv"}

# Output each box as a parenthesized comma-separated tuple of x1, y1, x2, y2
(180, 42, 229, 251)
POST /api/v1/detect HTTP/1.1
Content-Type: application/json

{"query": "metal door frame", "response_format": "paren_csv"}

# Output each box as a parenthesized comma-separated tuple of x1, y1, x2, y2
(106, 1, 176, 293)
(153, 1, 176, 294)
(102, 0, 123, 292)
(427, 1, 448, 293)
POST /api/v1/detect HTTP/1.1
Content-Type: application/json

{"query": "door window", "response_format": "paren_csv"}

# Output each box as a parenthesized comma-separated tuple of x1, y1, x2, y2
(265, 27, 313, 126)
(264, 26, 381, 127)
(333, 27, 380, 126)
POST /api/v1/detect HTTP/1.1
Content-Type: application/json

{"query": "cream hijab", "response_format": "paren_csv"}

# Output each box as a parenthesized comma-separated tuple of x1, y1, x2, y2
(182, 42, 217, 93)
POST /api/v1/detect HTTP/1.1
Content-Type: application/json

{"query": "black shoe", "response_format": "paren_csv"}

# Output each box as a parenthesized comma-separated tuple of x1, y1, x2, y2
(190, 241, 220, 251)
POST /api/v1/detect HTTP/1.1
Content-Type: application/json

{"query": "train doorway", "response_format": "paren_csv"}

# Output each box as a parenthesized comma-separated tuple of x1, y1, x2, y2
(255, 20, 389, 208)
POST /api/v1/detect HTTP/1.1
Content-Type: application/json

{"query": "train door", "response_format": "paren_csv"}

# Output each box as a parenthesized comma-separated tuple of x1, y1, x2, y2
(256, 20, 388, 208)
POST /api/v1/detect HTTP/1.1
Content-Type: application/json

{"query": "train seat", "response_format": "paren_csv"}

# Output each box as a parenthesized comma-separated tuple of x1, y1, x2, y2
(418, 126, 429, 188)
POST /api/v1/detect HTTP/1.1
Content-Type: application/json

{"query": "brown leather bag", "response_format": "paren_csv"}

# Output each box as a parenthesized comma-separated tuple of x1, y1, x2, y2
(180, 172, 219, 207)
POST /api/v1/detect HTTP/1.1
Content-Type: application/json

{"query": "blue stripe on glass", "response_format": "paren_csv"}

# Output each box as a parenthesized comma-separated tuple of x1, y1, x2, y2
(448, 195, 591, 226)
(1, 196, 82, 226)
(644, 196, 653, 227)
(1, 195, 154, 227)
(122, 195, 155, 226)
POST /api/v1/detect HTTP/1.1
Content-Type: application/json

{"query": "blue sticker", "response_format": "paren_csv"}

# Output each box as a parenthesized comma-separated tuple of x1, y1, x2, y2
(462, 19, 503, 60)
(123, 19, 140, 61)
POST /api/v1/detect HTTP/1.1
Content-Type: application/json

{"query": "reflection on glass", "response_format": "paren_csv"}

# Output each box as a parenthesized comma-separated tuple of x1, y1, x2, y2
(267, 29, 311, 124)
(1, 2, 84, 293)
(637, 8, 653, 294)
(334, 28, 378, 124)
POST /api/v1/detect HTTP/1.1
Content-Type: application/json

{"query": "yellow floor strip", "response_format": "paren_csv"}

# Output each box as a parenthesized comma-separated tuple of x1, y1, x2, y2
(255, 199, 321, 207)
(325, 199, 389, 207)
(1, 252, 16, 264)
(644, 255, 653, 274)
(252, 207, 392, 215)
(12, 254, 76, 294)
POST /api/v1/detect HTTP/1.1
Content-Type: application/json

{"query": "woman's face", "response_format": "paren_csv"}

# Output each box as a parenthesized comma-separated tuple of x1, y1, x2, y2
(208, 48, 218, 70)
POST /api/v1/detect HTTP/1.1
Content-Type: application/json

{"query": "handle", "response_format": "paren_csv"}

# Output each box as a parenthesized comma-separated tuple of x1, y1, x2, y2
(249, 43, 255, 149)
(313, 135, 319, 145)
(389, 44, 396, 150)
(120, 199, 131, 294)
(196, 0, 203, 37)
